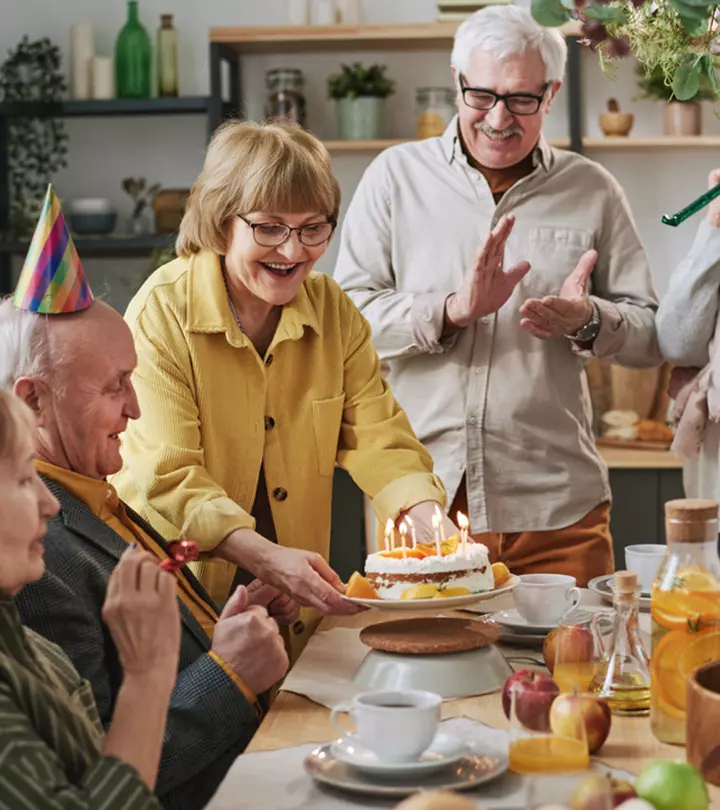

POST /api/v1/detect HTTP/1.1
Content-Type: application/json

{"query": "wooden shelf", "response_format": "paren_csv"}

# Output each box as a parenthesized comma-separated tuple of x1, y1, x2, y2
(323, 136, 571, 152)
(0, 97, 210, 118)
(583, 136, 720, 149)
(0, 234, 174, 257)
(210, 21, 581, 53)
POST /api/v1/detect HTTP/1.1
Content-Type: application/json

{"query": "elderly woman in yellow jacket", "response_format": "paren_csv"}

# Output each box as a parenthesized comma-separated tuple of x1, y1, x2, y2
(114, 121, 453, 651)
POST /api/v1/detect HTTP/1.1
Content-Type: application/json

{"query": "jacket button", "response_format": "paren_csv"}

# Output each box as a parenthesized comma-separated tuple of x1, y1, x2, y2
(273, 487, 288, 501)
(264, 416, 275, 430)
(292, 620, 305, 635)
(265, 354, 273, 367)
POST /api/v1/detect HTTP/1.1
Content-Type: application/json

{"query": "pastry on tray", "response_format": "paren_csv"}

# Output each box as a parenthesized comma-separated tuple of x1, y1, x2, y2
(600, 409, 674, 444)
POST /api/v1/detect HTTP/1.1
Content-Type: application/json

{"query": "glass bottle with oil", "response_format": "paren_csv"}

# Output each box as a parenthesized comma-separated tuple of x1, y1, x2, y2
(589, 570, 651, 715)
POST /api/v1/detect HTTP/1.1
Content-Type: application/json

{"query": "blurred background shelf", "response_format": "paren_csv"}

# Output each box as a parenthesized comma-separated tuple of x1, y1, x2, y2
(0, 234, 174, 257)
(583, 136, 720, 149)
(0, 96, 211, 118)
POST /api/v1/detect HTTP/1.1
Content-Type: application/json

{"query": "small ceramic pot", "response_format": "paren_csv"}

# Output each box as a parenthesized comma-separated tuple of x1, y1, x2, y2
(663, 101, 701, 136)
(599, 111, 634, 137)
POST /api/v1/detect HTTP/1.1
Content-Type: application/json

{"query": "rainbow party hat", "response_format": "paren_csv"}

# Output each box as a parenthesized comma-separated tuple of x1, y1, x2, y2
(13, 185, 93, 314)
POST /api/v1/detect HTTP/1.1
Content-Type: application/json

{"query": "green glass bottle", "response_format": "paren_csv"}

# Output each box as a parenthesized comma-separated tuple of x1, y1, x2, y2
(115, 1, 152, 98)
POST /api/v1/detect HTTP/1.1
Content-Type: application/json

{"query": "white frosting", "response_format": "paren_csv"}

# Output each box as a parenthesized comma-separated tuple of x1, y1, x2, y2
(365, 542, 490, 575)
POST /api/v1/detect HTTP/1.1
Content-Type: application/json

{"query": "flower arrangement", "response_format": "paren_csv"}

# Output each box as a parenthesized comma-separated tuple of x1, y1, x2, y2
(531, 0, 720, 102)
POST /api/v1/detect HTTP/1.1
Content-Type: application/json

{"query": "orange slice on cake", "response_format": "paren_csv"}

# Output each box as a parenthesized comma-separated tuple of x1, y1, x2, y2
(346, 572, 379, 600)
(492, 562, 511, 587)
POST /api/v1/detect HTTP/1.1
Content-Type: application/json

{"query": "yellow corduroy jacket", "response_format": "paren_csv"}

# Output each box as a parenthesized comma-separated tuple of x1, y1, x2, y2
(112, 251, 446, 650)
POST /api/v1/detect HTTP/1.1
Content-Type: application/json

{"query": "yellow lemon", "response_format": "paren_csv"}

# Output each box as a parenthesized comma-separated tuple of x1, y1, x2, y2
(434, 587, 471, 598)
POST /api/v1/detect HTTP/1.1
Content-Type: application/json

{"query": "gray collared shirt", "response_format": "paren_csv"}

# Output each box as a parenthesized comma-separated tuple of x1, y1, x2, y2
(334, 118, 661, 534)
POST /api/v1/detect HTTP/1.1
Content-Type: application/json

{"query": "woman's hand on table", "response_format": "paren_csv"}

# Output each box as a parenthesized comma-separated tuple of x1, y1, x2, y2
(400, 501, 459, 543)
(218, 529, 363, 615)
(246, 579, 301, 625)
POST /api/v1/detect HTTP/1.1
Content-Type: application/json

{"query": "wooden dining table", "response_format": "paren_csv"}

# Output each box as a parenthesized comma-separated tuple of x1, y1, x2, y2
(248, 608, 720, 808)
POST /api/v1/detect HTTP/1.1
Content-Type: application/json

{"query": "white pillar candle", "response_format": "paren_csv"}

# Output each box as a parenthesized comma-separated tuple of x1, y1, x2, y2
(435, 504, 446, 543)
(431, 511, 441, 556)
(288, 0, 310, 25)
(406, 516, 417, 549)
(70, 23, 93, 100)
(399, 522, 407, 559)
(384, 518, 394, 552)
(457, 512, 469, 553)
(91, 57, 114, 100)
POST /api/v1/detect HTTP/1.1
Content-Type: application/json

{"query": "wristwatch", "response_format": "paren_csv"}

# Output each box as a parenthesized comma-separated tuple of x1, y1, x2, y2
(566, 300, 601, 343)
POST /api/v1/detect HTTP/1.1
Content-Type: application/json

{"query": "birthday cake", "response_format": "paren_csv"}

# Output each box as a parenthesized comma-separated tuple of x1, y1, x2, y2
(363, 535, 494, 600)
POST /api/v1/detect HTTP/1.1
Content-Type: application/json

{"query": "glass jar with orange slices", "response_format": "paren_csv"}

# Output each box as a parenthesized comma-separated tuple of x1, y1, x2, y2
(651, 498, 720, 745)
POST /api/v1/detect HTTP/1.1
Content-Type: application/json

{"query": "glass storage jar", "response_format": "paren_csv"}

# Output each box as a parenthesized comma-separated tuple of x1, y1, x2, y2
(416, 87, 455, 139)
(266, 68, 307, 127)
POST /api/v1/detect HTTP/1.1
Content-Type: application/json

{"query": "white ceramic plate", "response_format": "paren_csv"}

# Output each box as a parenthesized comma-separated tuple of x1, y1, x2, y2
(330, 732, 467, 777)
(342, 575, 519, 611)
(491, 608, 593, 634)
(588, 574, 651, 611)
(304, 742, 508, 797)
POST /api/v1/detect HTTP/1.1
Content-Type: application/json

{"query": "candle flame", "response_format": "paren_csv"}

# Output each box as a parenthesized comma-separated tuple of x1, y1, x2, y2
(384, 518, 395, 535)
(399, 522, 407, 536)
(457, 512, 469, 530)
(404, 516, 413, 527)
(431, 511, 440, 529)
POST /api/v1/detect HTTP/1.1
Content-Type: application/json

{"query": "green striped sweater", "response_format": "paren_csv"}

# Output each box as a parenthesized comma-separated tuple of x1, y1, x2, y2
(0, 597, 161, 809)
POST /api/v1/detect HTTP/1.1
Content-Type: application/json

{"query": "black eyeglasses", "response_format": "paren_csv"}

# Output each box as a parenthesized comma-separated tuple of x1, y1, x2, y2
(459, 75, 549, 116)
(237, 214, 336, 248)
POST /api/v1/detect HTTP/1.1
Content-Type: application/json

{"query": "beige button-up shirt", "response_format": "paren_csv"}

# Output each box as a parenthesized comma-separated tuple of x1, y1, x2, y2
(334, 119, 661, 534)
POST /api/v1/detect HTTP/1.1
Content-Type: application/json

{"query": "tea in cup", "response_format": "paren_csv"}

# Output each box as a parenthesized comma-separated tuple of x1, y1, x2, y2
(329, 689, 441, 762)
(513, 574, 581, 625)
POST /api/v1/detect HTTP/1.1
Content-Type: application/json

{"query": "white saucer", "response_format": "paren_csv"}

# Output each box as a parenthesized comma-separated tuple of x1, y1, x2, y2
(491, 608, 592, 634)
(330, 732, 468, 777)
(588, 574, 651, 611)
(342, 575, 519, 611)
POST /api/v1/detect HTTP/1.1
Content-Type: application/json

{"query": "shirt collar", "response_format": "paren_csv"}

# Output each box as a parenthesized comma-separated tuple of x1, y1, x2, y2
(185, 250, 321, 345)
(36, 460, 119, 519)
(441, 115, 553, 172)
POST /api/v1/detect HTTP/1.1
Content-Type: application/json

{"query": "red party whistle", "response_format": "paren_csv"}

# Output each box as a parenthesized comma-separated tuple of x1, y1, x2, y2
(160, 540, 199, 573)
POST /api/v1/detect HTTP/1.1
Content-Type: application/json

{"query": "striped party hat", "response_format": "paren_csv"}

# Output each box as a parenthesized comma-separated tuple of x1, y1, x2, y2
(13, 185, 93, 314)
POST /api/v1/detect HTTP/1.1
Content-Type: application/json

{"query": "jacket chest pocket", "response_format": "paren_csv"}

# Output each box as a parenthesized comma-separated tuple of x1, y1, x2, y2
(515, 227, 595, 298)
(312, 394, 345, 478)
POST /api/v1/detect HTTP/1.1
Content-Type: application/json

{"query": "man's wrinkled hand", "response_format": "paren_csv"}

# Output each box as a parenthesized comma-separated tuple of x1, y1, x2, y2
(519, 249, 597, 340)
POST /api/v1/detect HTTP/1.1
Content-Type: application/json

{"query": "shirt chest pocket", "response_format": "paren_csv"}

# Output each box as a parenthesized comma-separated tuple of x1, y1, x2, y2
(515, 227, 595, 299)
(312, 394, 345, 478)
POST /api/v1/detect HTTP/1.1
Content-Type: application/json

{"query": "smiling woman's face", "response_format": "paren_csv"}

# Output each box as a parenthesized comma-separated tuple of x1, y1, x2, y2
(224, 211, 333, 307)
(0, 409, 59, 595)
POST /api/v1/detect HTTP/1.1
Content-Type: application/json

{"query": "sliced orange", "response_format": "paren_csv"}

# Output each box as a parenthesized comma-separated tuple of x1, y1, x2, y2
(652, 630, 691, 710)
(676, 566, 720, 591)
(652, 589, 720, 632)
(401, 584, 439, 600)
(440, 535, 460, 555)
(346, 572, 379, 600)
(434, 586, 471, 598)
(377, 548, 427, 560)
(678, 627, 720, 681)
(492, 562, 511, 587)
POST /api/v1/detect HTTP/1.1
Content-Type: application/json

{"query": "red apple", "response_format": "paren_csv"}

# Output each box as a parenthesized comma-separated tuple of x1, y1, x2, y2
(502, 669, 560, 732)
(550, 692, 612, 754)
(570, 773, 637, 810)
(544, 624, 594, 674)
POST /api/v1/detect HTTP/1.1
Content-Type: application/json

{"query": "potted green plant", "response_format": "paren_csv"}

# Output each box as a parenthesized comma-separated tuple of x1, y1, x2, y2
(327, 62, 396, 140)
(636, 63, 717, 136)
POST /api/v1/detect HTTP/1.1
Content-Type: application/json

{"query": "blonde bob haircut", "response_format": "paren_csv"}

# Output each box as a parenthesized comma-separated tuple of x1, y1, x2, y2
(177, 120, 341, 257)
(0, 388, 34, 462)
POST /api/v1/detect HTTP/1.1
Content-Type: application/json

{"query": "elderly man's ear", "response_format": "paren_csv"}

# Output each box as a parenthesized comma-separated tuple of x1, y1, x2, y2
(13, 377, 50, 427)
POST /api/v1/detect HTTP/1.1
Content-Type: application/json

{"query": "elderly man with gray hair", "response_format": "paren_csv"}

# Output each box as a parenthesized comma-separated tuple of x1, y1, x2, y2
(0, 296, 293, 810)
(334, 5, 660, 585)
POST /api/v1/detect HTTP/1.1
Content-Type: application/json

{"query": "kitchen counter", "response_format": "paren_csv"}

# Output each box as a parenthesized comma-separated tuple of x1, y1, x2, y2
(597, 444, 682, 470)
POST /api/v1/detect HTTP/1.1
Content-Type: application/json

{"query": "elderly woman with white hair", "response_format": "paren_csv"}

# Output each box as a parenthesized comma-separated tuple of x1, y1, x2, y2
(334, 5, 660, 586)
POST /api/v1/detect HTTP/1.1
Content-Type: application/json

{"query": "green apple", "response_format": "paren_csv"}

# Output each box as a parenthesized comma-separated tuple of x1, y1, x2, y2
(635, 761, 708, 810)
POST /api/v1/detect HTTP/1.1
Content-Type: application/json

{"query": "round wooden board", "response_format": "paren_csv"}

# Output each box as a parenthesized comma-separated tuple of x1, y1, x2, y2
(359, 617, 500, 655)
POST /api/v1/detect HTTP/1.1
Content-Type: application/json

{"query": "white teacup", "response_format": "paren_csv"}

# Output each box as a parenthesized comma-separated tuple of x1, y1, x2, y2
(513, 573, 581, 625)
(624, 544, 666, 594)
(329, 689, 441, 763)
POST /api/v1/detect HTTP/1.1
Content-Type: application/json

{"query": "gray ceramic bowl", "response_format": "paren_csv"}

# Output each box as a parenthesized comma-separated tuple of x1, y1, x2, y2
(69, 212, 117, 236)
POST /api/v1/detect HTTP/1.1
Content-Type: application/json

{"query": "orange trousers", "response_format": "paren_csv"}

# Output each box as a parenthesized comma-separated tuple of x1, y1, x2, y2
(449, 479, 614, 587)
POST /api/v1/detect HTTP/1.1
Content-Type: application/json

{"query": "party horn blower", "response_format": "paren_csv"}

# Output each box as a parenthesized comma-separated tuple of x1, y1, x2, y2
(160, 540, 199, 573)
(662, 183, 720, 227)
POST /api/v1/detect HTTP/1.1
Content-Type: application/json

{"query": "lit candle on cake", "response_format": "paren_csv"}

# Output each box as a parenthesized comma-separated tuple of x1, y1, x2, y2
(405, 515, 417, 549)
(399, 522, 408, 559)
(384, 518, 394, 552)
(431, 510, 442, 556)
(457, 511, 469, 553)
(434, 504, 446, 543)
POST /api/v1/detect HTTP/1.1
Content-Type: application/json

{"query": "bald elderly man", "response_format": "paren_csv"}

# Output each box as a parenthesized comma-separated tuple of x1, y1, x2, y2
(0, 298, 296, 810)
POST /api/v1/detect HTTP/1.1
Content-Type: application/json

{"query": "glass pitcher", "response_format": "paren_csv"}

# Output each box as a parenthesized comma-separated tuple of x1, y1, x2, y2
(589, 570, 651, 716)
